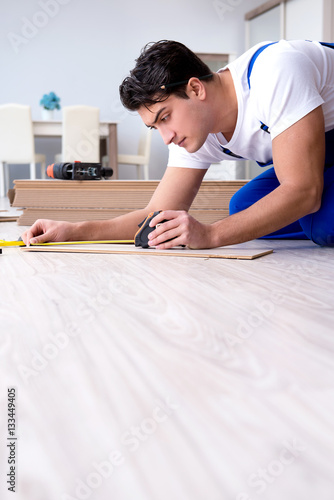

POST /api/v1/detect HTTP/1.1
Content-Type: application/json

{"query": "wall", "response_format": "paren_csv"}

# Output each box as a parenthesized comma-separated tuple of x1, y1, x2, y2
(285, 0, 324, 39)
(1, 0, 267, 184)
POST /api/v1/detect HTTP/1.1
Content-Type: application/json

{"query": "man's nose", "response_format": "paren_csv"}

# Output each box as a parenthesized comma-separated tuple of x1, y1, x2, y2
(160, 128, 175, 145)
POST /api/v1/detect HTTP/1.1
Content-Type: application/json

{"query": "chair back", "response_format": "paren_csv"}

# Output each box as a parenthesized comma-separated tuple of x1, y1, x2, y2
(0, 104, 35, 163)
(62, 105, 100, 162)
(138, 127, 152, 162)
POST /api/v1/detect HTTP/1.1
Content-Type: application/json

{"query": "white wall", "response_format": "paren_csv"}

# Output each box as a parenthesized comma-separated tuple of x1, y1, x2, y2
(285, 0, 324, 40)
(1, 0, 266, 183)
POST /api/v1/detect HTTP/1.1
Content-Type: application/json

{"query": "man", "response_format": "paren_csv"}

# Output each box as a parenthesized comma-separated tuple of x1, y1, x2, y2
(22, 39, 334, 248)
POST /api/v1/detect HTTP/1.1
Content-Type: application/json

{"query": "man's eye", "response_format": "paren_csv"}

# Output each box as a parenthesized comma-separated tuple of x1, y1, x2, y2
(161, 115, 169, 122)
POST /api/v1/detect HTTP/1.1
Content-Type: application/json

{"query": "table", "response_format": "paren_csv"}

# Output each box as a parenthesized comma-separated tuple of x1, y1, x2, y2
(33, 120, 119, 179)
(1, 220, 334, 500)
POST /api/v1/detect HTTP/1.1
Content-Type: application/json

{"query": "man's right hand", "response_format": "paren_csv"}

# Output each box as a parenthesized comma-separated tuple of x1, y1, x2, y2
(21, 219, 76, 246)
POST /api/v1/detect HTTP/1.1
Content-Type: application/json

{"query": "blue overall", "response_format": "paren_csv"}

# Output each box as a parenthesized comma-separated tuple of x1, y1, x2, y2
(229, 42, 334, 246)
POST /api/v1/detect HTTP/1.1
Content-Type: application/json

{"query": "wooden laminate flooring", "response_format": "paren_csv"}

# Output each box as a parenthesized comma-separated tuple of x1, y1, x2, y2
(0, 218, 333, 500)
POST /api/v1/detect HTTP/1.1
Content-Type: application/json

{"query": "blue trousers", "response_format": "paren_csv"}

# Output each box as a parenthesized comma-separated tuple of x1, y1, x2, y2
(229, 165, 334, 246)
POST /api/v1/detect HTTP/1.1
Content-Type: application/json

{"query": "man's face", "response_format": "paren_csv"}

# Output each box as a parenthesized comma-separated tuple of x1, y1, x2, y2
(138, 92, 212, 154)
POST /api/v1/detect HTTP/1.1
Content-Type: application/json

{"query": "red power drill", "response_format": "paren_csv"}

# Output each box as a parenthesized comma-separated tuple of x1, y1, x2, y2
(46, 161, 113, 180)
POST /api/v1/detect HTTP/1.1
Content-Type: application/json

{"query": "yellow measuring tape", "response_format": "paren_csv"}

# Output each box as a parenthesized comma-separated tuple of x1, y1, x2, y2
(0, 239, 134, 247)
(0, 240, 25, 247)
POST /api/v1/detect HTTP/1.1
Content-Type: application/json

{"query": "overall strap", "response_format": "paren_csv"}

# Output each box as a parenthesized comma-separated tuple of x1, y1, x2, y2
(247, 42, 278, 166)
(219, 42, 278, 162)
(247, 41, 278, 89)
(219, 146, 244, 159)
(248, 41, 334, 122)
(247, 41, 278, 148)
(319, 42, 334, 49)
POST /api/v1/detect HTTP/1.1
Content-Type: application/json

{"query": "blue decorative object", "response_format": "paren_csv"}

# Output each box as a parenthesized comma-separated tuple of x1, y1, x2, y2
(39, 91, 61, 110)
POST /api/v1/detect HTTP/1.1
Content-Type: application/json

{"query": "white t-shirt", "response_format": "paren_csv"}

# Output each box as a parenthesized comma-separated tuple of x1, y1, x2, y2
(167, 40, 334, 170)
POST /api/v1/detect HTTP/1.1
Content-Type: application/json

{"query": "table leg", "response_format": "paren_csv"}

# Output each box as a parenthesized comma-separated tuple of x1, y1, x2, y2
(99, 138, 107, 163)
(108, 123, 118, 179)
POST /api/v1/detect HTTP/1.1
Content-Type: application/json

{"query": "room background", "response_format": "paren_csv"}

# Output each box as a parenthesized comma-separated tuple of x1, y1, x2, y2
(1, 0, 332, 182)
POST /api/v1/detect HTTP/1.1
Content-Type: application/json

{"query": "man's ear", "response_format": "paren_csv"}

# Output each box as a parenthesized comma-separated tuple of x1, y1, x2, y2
(187, 77, 207, 99)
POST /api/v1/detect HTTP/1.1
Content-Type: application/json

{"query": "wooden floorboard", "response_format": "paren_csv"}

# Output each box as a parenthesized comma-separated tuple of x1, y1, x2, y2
(22, 242, 274, 260)
(0, 218, 333, 500)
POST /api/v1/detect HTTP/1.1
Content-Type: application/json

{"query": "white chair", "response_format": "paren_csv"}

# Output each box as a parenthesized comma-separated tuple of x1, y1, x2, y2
(103, 126, 152, 180)
(55, 105, 100, 163)
(0, 104, 46, 198)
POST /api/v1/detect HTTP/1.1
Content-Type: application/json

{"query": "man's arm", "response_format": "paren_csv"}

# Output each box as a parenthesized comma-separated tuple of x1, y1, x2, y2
(148, 106, 325, 248)
(21, 166, 207, 245)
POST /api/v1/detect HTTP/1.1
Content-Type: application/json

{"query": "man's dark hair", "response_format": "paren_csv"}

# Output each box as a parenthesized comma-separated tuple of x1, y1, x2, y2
(119, 40, 213, 111)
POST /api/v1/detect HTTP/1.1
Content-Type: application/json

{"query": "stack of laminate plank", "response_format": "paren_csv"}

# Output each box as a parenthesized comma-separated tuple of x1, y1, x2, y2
(8, 179, 247, 226)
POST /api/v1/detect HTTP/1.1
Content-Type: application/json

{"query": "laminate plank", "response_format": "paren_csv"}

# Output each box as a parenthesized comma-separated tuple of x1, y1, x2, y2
(22, 242, 273, 259)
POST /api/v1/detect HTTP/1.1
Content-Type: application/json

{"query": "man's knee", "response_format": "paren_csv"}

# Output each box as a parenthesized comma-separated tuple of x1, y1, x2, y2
(300, 167, 334, 246)
(229, 167, 278, 215)
(299, 213, 334, 246)
(229, 188, 250, 215)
